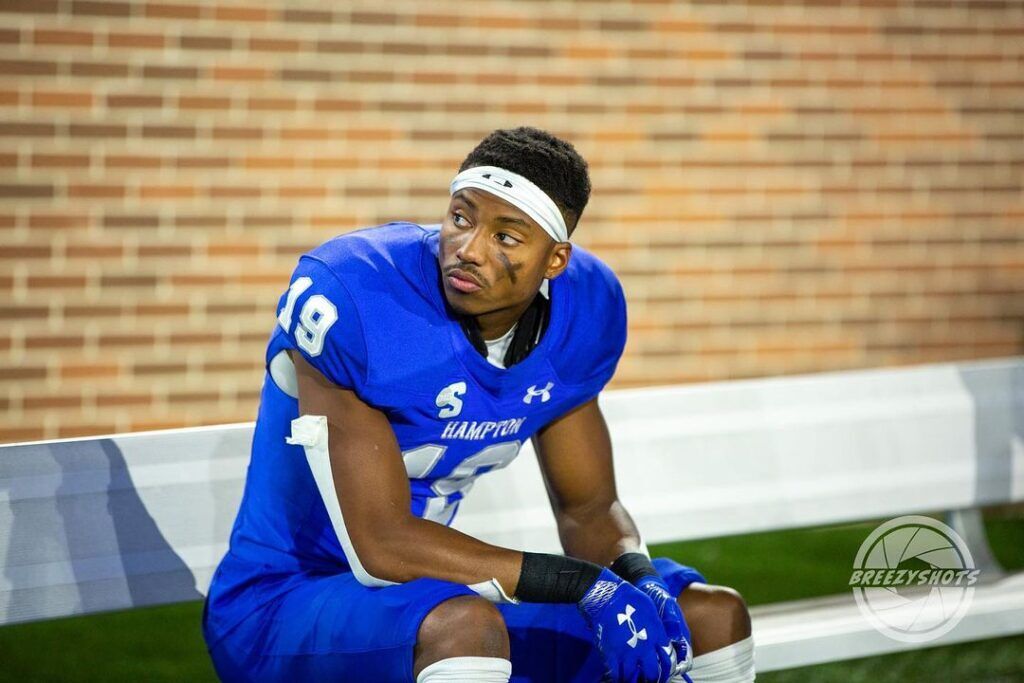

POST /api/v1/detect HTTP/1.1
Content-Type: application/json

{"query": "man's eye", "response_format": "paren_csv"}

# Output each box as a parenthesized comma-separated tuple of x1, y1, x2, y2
(452, 212, 469, 227)
(497, 233, 520, 246)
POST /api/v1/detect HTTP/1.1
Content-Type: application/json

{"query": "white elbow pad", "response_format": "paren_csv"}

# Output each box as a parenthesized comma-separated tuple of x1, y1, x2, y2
(287, 414, 396, 588)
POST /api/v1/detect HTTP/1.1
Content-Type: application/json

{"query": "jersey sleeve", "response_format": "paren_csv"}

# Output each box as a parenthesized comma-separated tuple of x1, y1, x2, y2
(272, 255, 368, 393)
(586, 273, 627, 390)
(554, 255, 628, 396)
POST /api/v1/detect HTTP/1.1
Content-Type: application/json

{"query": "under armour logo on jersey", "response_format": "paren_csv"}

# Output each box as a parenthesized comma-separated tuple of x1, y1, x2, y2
(617, 604, 647, 649)
(523, 382, 553, 404)
(436, 381, 467, 418)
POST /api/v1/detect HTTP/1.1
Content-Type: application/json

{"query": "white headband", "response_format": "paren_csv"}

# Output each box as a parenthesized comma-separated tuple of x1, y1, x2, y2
(449, 165, 569, 243)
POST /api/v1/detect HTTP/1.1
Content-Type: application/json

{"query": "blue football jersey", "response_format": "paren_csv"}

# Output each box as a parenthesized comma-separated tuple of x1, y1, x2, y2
(205, 222, 627, 642)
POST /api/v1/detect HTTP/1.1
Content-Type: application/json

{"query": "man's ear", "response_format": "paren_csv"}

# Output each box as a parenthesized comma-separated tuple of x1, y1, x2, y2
(545, 242, 572, 279)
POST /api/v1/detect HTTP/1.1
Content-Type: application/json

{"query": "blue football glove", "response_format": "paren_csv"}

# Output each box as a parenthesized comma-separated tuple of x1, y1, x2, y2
(635, 575, 693, 678)
(578, 568, 675, 683)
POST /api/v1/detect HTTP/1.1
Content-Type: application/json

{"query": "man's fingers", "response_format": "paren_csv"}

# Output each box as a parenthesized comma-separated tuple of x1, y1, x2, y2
(655, 641, 675, 682)
(672, 640, 692, 675)
(622, 658, 640, 683)
(634, 651, 659, 683)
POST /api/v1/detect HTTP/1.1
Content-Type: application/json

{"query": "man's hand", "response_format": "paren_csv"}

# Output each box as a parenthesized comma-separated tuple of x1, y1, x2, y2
(578, 568, 675, 683)
(635, 575, 693, 678)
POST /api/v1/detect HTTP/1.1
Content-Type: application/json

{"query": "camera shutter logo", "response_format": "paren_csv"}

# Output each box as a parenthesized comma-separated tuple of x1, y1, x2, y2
(849, 515, 980, 643)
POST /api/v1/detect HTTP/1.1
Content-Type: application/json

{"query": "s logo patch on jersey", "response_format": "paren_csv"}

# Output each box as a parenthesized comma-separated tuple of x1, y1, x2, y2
(436, 381, 467, 418)
(523, 382, 554, 404)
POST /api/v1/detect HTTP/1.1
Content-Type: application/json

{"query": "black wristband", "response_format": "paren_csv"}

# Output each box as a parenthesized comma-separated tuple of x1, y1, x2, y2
(514, 552, 604, 604)
(610, 552, 658, 585)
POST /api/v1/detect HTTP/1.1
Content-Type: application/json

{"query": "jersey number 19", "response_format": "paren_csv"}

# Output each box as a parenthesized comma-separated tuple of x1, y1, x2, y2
(278, 277, 338, 357)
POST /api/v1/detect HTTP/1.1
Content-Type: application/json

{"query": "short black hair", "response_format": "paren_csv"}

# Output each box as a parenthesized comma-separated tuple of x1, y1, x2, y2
(459, 126, 591, 233)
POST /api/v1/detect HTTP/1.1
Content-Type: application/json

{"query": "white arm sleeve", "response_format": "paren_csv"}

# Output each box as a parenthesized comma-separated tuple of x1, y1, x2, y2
(288, 413, 523, 602)
(287, 414, 396, 588)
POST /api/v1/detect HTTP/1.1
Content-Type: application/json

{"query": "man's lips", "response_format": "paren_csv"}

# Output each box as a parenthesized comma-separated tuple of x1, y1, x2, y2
(445, 267, 483, 293)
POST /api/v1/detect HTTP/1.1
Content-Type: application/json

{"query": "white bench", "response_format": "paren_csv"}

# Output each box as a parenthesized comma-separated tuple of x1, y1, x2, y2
(2, 357, 1022, 673)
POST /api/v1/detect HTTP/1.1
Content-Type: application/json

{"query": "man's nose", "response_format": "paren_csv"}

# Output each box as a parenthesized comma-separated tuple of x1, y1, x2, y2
(455, 226, 487, 265)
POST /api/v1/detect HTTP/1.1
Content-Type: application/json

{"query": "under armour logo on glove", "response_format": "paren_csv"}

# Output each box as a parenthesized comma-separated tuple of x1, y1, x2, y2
(635, 575, 694, 677)
(618, 604, 648, 648)
(578, 568, 675, 682)
(523, 382, 553, 404)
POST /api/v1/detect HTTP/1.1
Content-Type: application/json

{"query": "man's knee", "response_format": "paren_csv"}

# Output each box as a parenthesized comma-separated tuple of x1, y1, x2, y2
(705, 585, 752, 639)
(679, 583, 752, 655)
(414, 596, 509, 676)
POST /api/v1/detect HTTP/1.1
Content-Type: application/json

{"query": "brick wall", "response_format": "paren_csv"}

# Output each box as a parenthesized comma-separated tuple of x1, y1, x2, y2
(1, 1, 1022, 443)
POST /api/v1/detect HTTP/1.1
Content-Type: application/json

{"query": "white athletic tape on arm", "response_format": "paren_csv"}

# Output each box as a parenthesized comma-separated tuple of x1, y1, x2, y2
(288, 414, 523, 600)
(467, 577, 520, 605)
(449, 165, 569, 243)
(637, 535, 652, 559)
(287, 414, 396, 588)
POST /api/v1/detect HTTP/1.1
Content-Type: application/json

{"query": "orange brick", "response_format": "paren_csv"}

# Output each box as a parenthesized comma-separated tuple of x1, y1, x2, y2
(179, 95, 231, 110)
(414, 13, 462, 28)
(145, 2, 202, 19)
(214, 5, 271, 22)
(0, 427, 47, 444)
(249, 37, 300, 52)
(245, 155, 295, 169)
(278, 185, 326, 199)
(32, 90, 93, 108)
(32, 153, 90, 168)
(139, 184, 196, 199)
(248, 96, 298, 111)
(33, 28, 93, 46)
(68, 184, 125, 198)
(56, 424, 120, 439)
(107, 31, 165, 48)
(29, 213, 90, 229)
(212, 65, 267, 81)
(24, 394, 83, 410)
(473, 15, 529, 30)
(105, 154, 163, 169)
(61, 362, 120, 379)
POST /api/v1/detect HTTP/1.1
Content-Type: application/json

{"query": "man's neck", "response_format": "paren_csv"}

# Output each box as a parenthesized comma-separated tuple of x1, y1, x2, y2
(474, 300, 532, 341)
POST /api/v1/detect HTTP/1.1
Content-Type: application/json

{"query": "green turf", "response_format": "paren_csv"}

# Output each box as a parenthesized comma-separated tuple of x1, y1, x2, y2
(651, 520, 877, 605)
(0, 514, 1021, 681)
(649, 515, 1024, 606)
(649, 514, 1024, 682)
(759, 633, 1024, 683)
(0, 600, 216, 682)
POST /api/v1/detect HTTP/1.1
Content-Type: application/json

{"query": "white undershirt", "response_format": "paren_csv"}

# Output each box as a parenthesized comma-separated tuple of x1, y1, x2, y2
(482, 279, 550, 370)
(484, 323, 517, 369)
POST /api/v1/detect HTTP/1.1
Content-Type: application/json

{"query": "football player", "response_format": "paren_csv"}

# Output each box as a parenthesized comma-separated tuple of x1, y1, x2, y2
(203, 127, 754, 682)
